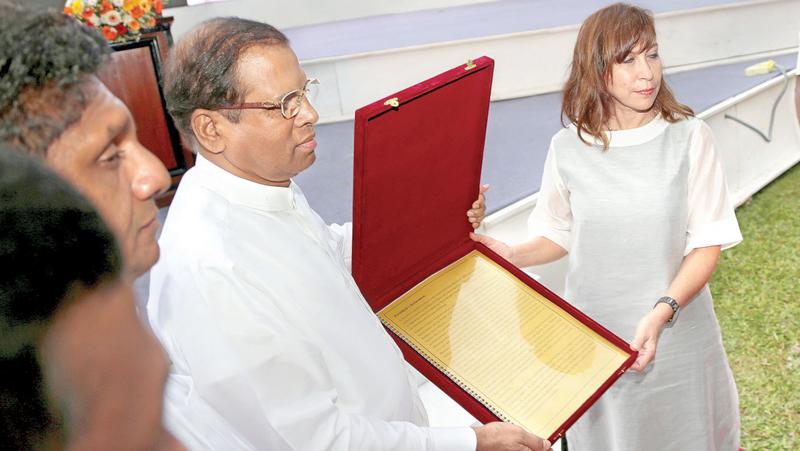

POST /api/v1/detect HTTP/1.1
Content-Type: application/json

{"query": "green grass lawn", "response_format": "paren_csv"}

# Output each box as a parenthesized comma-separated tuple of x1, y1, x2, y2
(712, 163, 800, 451)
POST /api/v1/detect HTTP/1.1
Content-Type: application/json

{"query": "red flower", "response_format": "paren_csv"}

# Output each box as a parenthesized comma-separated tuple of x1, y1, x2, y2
(131, 5, 144, 18)
(114, 23, 128, 35)
(101, 25, 118, 41)
(82, 6, 95, 19)
(101, 1, 113, 13)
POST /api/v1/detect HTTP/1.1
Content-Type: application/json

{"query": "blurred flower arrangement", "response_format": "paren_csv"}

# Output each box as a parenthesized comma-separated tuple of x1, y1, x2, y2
(63, 0, 166, 43)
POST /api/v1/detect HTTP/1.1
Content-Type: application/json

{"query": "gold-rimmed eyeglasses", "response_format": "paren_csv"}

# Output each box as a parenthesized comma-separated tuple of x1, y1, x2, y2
(216, 78, 319, 119)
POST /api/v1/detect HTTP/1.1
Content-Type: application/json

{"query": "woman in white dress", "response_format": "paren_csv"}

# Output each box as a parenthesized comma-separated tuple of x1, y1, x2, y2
(472, 3, 742, 450)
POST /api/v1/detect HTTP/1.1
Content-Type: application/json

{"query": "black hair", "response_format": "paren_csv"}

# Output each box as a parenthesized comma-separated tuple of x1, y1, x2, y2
(0, 146, 122, 448)
(164, 17, 289, 143)
(0, 7, 110, 156)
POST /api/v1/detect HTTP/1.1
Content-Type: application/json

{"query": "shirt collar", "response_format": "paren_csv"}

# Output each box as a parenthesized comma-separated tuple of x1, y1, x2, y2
(569, 114, 669, 147)
(192, 154, 295, 212)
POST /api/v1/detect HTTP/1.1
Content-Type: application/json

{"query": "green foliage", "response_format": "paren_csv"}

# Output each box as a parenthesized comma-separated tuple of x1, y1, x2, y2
(712, 163, 800, 451)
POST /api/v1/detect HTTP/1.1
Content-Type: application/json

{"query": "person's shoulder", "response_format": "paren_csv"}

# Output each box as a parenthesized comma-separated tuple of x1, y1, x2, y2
(549, 125, 600, 163)
(158, 183, 232, 262)
(667, 115, 709, 135)
(550, 125, 584, 150)
(660, 115, 712, 149)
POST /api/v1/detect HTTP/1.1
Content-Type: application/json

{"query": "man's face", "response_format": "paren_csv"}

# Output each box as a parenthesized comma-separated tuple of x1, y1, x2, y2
(40, 279, 183, 450)
(214, 44, 319, 186)
(46, 77, 170, 277)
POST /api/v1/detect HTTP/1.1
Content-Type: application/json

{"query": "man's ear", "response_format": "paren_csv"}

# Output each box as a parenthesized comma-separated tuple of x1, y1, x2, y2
(190, 109, 227, 154)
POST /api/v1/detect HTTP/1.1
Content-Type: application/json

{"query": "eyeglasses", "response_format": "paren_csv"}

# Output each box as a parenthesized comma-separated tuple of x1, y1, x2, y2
(216, 78, 319, 119)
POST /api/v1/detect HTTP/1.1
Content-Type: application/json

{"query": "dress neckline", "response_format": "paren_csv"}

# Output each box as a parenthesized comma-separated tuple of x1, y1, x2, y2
(569, 114, 670, 147)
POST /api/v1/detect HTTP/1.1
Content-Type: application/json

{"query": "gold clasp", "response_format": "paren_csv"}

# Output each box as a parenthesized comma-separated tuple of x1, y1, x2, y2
(465, 59, 476, 70)
(384, 97, 400, 108)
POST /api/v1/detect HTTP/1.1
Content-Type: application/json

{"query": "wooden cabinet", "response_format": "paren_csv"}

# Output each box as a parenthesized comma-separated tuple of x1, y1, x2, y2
(97, 19, 192, 206)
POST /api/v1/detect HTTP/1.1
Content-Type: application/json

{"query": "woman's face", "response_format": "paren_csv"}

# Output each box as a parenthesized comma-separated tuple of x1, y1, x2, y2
(606, 44, 662, 124)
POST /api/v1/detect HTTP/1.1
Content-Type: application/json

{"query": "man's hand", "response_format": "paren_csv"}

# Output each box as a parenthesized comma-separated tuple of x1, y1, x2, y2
(467, 184, 490, 229)
(470, 232, 514, 263)
(474, 422, 551, 451)
(629, 303, 671, 372)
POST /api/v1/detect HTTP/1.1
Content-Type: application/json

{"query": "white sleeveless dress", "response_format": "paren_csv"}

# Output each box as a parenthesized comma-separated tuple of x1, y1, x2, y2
(529, 116, 742, 451)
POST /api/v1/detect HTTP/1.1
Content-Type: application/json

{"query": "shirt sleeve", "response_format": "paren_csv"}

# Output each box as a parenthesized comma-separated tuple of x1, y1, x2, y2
(327, 221, 353, 271)
(528, 140, 572, 252)
(183, 262, 476, 451)
(684, 121, 743, 255)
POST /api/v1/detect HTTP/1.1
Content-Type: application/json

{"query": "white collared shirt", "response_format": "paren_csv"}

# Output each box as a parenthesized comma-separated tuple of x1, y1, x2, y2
(147, 155, 476, 451)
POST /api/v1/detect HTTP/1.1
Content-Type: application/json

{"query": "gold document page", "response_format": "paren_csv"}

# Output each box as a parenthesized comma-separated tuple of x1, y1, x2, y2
(379, 250, 629, 438)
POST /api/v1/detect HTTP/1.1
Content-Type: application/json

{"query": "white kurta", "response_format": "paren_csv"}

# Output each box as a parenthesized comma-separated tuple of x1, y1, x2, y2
(147, 155, 476, 451)
(530, 116, 742, 451)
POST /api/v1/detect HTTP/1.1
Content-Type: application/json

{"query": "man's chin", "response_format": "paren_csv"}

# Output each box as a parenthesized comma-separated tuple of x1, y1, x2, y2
(290, 154, 317, 178)
(302, 152, 317, 170)
(126, 245, 160, 279)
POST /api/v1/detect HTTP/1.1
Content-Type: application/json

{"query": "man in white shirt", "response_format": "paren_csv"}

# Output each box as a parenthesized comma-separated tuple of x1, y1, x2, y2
(148, 17, 550, 451)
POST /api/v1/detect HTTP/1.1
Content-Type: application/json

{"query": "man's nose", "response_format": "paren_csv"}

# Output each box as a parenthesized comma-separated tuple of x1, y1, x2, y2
(296, 95, 319, 126)
(129, 143, 170, 201)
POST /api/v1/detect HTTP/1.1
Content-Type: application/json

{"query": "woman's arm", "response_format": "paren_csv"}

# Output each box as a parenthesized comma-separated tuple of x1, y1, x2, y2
(630, 244, 721, 372)
(470, 233, 567, 267)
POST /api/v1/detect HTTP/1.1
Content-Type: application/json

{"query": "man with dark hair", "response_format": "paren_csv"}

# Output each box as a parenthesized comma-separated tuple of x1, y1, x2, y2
(0, 6, 182, 449)
(148, 17, 547, 451)
(0, 6, 170, 278)
(0, 147, 183, 450)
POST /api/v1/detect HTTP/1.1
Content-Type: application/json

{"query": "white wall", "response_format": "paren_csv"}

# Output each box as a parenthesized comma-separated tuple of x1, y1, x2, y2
(168, 0, 494, 41)
(302, 0, 800, 123)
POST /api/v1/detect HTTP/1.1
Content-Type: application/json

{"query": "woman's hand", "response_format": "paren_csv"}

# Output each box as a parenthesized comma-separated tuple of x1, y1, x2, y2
(630, 246, 722, 372)
(467, 184, 490, 229)
(629, 303, 672, 372)
(470, 232, 514, 262)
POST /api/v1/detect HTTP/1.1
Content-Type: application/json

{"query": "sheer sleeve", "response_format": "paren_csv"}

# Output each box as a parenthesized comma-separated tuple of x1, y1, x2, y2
(684, 121, 742, 255)
(528, 140, 572, 252)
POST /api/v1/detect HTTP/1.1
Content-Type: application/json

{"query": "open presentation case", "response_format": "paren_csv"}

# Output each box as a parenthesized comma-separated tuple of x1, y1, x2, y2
(352, 56, 636, 443)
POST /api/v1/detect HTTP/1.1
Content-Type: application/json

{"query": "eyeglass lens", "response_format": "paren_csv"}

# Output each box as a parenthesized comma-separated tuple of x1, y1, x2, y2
(282, 80, 318, 118)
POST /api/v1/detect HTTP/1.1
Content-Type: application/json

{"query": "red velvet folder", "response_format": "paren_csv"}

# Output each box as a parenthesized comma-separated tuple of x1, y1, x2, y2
(352, 56, 636, 443)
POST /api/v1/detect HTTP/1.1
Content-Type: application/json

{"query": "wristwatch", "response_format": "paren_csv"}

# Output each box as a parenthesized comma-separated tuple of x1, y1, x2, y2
(654, 296, 680, 328)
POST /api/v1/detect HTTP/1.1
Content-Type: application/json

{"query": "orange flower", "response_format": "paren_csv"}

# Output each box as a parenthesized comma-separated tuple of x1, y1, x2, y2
(63, 5, 73, 14)
(101, 1, 113, 13)
(154, 0, 163, 15)
(81, 6, 95, 19)
(130, 5, 144, 18)
(101, 25, 118, 41)
(145, 16, 156, 28)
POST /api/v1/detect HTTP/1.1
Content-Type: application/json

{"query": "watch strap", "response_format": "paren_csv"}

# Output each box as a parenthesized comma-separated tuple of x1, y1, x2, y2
(654, 296, 679, 328)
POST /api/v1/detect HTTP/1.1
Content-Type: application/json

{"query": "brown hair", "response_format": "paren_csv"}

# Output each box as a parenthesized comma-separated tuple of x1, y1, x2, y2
(163, 17, 289, 147)
(561, 3, 693, 149)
